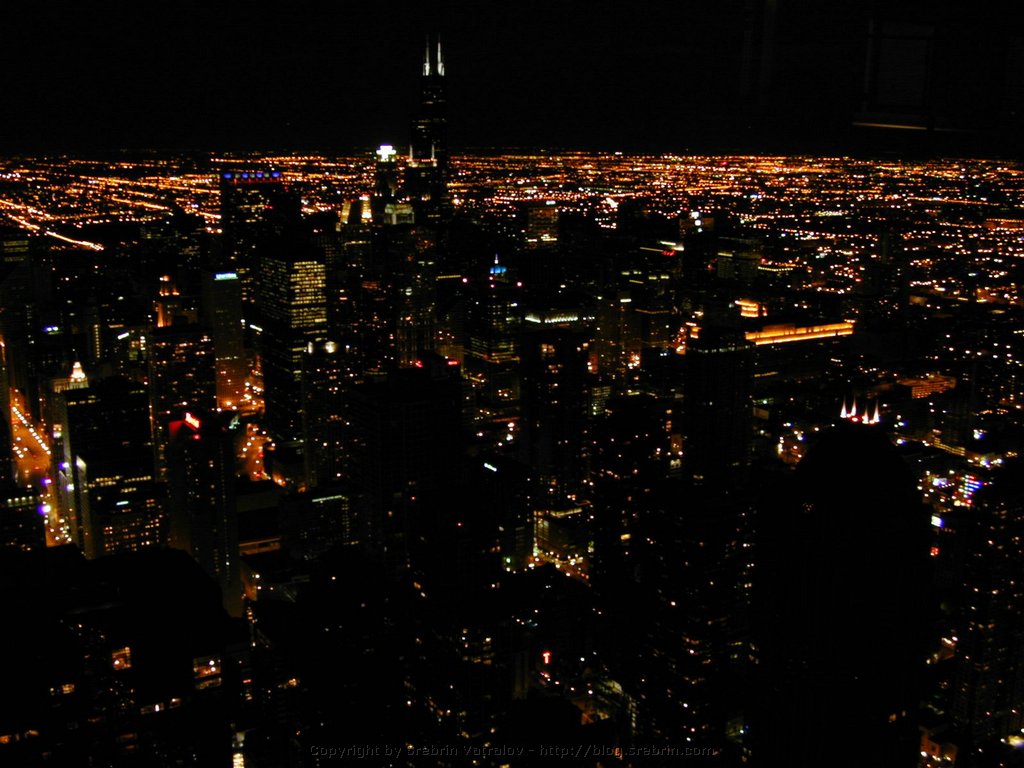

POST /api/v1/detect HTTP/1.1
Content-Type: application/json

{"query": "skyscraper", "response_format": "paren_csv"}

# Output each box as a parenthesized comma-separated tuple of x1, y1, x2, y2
(683, 301, 754, 487)
(166, 409, 241, 615)
(519, 324, 592, 502)
(952, 463, 1024, 758)
(219, 170, 302, 313)
(406, 35, 449, 221)
(257, 242, 327, 450)
(465, 259, 523, 427)
(201, 269, 247, 411)
(55, 376, 163, 558)
(147, 323, 217, 479)
(345, 356, 463, 568)
(752, 421, 931, 764)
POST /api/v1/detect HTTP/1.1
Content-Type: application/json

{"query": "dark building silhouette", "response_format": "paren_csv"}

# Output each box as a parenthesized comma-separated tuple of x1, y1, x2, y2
(167, 410, 242, 616)
(464, 259, 523, 426)
(519, 324, 592, 503)
(683, 301, 754, 487)
(0, 484, 44, 550)
(219, 170, 302, 314)
(201, 269, 247, 411)
(300, 339, 350, 489)
(406, 35, 449, 222)
(55, 375, 164, 559)
(751, 421, 932, 765)
(345, 356, 463, 569)
(148, 323, 217, 479)
(952, 463, 1024, 761)
(0, 547, 237, 766)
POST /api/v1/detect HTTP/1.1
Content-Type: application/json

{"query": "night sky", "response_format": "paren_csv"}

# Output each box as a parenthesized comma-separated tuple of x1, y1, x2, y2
(1, 1, 1020, 154)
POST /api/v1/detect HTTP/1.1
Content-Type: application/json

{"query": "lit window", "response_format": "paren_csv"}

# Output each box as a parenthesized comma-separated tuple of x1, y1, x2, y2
(112, 647, 132, 670)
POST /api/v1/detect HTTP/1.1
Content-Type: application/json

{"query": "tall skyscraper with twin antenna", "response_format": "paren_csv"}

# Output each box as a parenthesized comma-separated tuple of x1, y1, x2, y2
(407, 35, 450, 222)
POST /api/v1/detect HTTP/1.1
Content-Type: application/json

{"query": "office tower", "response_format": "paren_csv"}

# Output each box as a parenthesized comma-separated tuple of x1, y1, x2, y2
(153, 274, 196, 328)
(147, 324, 217, 478)
(0, 226, 52, 422)
(301, 340, 350, 488)
(519, 324, 593, 502)
(257, 242, 327, 451)
(201, 269, 247, 410)
(682, 301, 754, 487)
(0, 227, 33, 396)
(519, 200, 559, 250)
(368, 225, 438, 369)
(406, 36, 449, 221)
(219, 170, 302, 313)
(0, 484, 44, 550)
(55, 375, 163, 558)
(464, 259, 523, 426)
(952, 464, 1024, 759)
(372, 144, 413, 226)
(477, 454, 533, 571)
(752, 421, 931, 764)
(346, 356, 463, 568)
(166, 410, 241, 616)
(715, 237, 762, 286)
(279, 485, 365, 562)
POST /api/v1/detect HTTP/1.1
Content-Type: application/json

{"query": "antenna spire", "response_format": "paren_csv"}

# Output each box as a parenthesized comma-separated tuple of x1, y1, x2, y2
(437, 36, 445, 76)
(424, 36, 431, 76)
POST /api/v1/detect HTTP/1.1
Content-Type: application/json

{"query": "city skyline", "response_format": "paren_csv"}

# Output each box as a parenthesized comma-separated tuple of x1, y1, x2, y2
(2, 13, 1024, 768)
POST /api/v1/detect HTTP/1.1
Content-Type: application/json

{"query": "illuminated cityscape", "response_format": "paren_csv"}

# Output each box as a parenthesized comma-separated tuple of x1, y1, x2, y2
(2, 4, 1024, 767)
